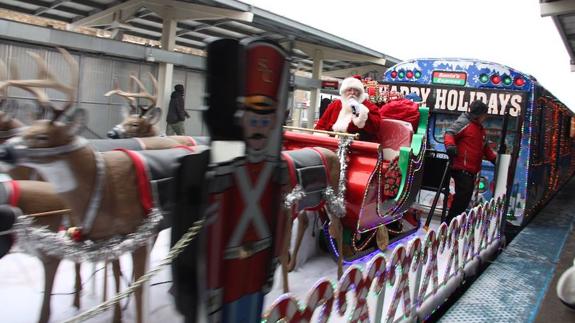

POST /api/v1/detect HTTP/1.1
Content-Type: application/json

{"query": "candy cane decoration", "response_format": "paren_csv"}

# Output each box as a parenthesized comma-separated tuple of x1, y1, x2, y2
(476, 203, 489, 251)
(492, 196, 505, 241)
(299, 279, 335, 323)
(385, 245, 413, 322)
(264, 296, 300, 323)
(370, 254, 388, 323)
(461, 209, 477, 263)
(335, 266, 364, 321)
(264, 279, 335, 323)
(417, 230, 440, 305)
(407, 237, 423, 319)
(443, 217, 461, 281)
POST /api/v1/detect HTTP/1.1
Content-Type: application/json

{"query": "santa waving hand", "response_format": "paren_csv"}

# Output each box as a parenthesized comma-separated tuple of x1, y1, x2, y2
(315, 76, 380, 142)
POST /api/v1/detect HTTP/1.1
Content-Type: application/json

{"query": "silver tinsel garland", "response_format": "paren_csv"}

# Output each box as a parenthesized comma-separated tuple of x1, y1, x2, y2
(329, 136, 353, 218)
(284, 184, 305, 209)
(323, 186, 345, 218)
(14, 208, 163, 263)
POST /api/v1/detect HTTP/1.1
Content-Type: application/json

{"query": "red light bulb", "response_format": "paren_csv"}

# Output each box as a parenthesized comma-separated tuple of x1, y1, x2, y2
(390, 71, 398, 78)
(491, 75, 501, 84)
(406, 71, 414, 78)
(514, 77, 525, 86)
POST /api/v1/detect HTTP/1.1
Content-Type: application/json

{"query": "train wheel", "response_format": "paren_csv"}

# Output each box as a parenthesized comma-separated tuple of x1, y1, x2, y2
(376, 225, 389, 251)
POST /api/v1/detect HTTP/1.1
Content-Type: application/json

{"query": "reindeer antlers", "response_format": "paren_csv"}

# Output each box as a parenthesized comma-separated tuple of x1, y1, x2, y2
(105, 72, 158, 117)
(0, 47, 79, 122)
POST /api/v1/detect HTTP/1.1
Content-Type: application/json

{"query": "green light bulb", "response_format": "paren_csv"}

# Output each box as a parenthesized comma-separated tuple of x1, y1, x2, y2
(398, 71, 405, 78)
(503, 77, 512, 85)
(479, 74, 489, 83)
(414, 71, 421, 78)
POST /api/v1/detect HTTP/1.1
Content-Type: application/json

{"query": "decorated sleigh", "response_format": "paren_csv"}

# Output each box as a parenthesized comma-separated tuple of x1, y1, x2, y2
(282, 106, 429, 261)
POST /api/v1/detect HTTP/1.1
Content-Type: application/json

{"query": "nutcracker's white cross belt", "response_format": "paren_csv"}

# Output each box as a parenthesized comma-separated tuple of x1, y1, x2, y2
(227, 162, 274, 247)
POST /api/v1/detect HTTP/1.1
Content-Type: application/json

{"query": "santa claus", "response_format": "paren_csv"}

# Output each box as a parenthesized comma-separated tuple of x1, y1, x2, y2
(314, 76, 380, 142)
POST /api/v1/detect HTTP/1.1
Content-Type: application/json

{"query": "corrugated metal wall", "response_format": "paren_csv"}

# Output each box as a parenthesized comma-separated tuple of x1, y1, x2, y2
(0, 42, 207, 138)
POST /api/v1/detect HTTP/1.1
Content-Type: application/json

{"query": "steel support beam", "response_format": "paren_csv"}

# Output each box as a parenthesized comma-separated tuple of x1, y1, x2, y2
(540, 0, 575, 17)
(550, 16, 575, 72)
(306, 49, 323, 128)
(295, 40, 387, 66)
(69, 0, 253, 30)
(0, 19, 204, 69)
(323, 64, 387, 78)
(33, 0, 69, 16)
(157, 18, 177, 133)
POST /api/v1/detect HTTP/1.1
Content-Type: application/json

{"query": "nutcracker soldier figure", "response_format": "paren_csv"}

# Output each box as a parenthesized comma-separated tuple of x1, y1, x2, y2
(204, 38, 290, 323)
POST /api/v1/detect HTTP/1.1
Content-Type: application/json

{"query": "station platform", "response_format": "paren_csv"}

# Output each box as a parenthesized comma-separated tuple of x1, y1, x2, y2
(439, 178, 575, 322)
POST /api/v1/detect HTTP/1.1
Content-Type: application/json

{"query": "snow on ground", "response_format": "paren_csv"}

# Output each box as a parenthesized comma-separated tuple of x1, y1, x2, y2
(0, 216, 444, 323)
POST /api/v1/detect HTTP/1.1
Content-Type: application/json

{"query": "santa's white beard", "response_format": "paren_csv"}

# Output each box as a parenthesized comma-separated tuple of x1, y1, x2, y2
(332, 102, 353, 133)
(332, 93, 370, 133)
(340, 94, 358, 106)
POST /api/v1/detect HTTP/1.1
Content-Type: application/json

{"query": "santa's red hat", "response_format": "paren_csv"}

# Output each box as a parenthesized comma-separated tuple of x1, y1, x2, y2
(339, 76, 365, 97)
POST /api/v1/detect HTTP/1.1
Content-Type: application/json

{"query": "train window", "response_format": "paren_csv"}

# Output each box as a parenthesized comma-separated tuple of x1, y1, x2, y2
(485, 117, 517, 154)
(432, 114, 458, 143)
(539, 105, 554, 161)
(568, 116, 573, 154)
(531, 104, 541, 163)
(543, 106, 553, 158)
(562, 115, 571, 155)
(559, 113, 564, 155)
(432, 112, 517, 153)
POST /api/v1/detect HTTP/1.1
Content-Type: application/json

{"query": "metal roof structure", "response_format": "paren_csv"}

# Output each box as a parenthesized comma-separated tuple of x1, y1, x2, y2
(0, 0, 401, 77)
(541, 0, 575, 71)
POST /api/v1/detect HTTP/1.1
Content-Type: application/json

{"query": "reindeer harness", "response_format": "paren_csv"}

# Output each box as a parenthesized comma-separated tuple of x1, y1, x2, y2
(7, 136, 106, 234)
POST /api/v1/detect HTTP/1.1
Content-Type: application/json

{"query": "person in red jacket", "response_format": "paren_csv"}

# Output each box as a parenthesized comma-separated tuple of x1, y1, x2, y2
(315, 76, 380, 142)
(443, 100, 496, 224)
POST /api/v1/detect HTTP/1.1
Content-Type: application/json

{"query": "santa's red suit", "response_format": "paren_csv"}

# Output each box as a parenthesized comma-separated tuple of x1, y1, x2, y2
(315, 77, 380, 142)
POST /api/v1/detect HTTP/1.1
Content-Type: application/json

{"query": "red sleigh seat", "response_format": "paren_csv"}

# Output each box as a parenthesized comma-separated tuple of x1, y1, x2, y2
(378, 118, 414, 161)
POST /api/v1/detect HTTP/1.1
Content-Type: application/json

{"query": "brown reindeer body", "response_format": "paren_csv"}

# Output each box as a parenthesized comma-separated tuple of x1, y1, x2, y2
(279, 146, 342, 292)
(55, 149, 145, 238)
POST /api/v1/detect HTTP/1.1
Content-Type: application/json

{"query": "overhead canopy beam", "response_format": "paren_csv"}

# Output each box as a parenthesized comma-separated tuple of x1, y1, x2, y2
(293, 40, 386, 66)
(540, 0, 575, 17)
(323, 64, 387, 78)
(68, 0, 253, 30)
(176, 19, 228, 37)
(33, 0, 69, 16)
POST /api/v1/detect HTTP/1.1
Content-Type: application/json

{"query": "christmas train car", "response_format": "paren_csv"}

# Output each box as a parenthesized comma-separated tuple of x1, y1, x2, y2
(282, 103, 429, 262)
(382, 58, 575, 228)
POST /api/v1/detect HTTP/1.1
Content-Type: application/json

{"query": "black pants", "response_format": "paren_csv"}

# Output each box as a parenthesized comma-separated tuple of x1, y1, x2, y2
(445, 169, 476, 224)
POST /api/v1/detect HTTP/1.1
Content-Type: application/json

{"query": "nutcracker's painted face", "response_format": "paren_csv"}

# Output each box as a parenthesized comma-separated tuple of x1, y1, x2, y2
(242, 109, 276, 151)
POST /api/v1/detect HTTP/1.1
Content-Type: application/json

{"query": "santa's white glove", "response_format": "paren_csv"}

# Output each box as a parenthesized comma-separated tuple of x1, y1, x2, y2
(349, 98, 369, 129)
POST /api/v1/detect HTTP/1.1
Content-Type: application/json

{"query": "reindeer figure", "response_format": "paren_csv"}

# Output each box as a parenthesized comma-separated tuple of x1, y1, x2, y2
(104, 73, 200, 146)
(0, 48, 190, 323)
(105, 73, 162, 139)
